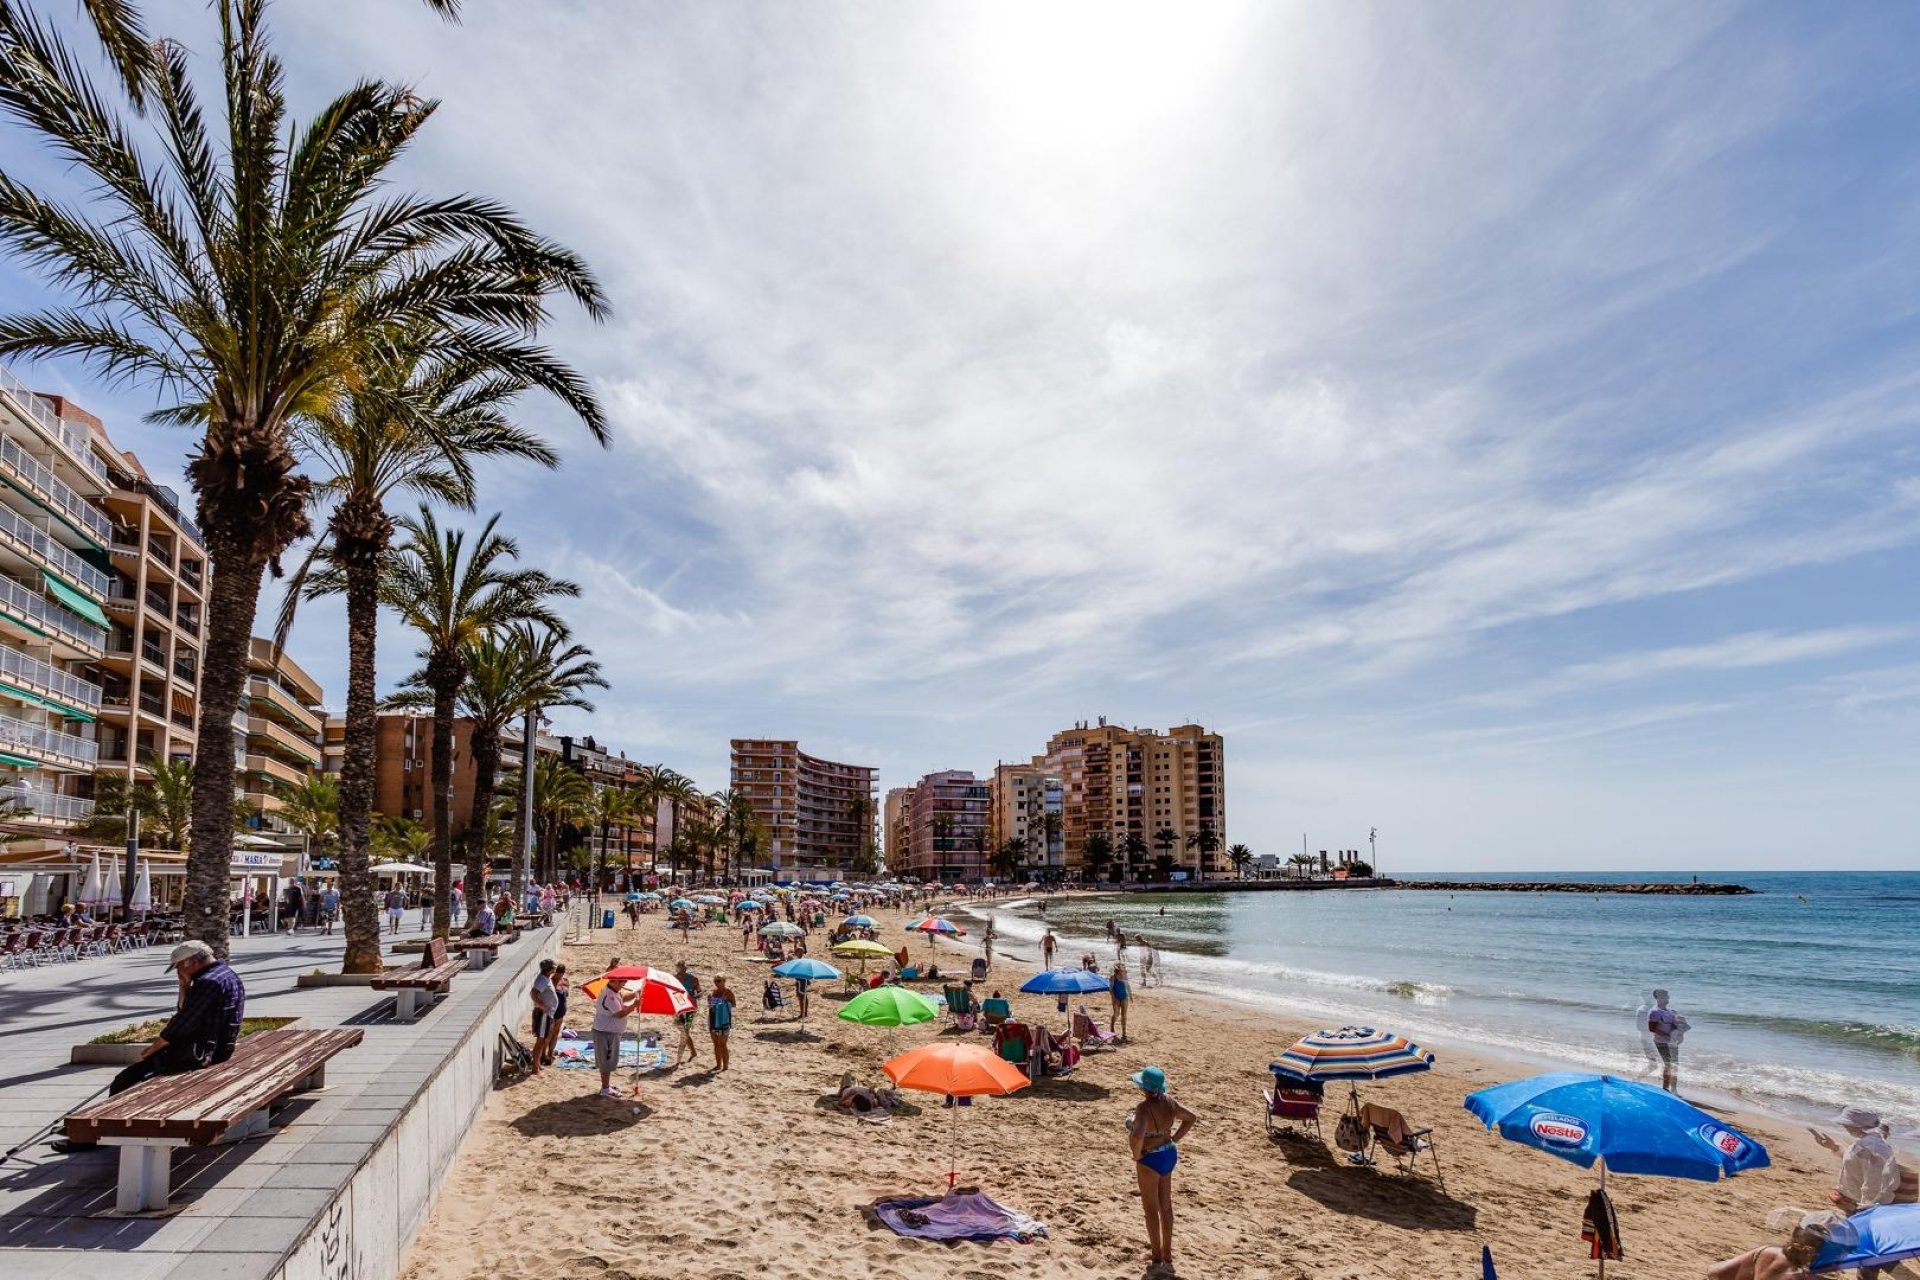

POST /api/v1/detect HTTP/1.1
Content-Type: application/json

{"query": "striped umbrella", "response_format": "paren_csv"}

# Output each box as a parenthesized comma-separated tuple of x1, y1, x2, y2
(579, 965, 693, 1015)
(909, 917, 964, 949)
(1272, 1026, 1434, 1131)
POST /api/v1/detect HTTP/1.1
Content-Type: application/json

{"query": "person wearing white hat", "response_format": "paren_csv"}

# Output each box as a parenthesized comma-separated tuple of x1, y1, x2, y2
(1815, 1105, 1900, 1221)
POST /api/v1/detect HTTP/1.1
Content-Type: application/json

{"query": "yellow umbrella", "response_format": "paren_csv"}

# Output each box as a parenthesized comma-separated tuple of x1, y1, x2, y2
(831, 939, 892, 959)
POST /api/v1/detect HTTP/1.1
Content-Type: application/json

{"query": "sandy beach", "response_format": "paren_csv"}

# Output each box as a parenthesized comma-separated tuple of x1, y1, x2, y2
(399, 903, 1849, 1280)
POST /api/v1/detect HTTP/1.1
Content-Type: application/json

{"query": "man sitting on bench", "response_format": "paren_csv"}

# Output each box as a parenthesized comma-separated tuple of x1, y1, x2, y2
(53, 941, 246, 1151)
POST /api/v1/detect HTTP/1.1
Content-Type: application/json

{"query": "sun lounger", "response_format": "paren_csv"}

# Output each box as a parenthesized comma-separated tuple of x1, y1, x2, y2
(1072, 1009, 1117, 1051)
(1361, 1101, 1443, 1187)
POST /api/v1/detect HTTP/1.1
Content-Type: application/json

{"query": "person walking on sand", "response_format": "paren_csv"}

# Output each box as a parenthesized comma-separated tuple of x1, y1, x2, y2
(709, 975, 734, 1073)
(1814, 1106, 1900, 1252)
(1110, 962, 1132, 1042)
(1127, 1066, 1197, 1274)
(1646, 988, 1690, 1093)
(1042, 929, 1057, 968)
(591, 976, 640, 1098)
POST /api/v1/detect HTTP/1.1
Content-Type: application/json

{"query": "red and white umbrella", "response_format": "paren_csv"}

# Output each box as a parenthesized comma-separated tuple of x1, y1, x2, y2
(581, 964, 692, 1015)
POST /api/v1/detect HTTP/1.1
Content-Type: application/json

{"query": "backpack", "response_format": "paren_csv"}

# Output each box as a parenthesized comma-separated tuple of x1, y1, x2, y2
(1335, 1112, 1367, 1153)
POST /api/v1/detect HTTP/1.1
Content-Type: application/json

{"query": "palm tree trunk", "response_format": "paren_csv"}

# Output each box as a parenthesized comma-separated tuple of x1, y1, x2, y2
(336, 549, 384, 973)
(596, 819, 609, 892)
(466, 728, 500, 925)
(428, 678, 457, 939)
(184, 548, 264, 954)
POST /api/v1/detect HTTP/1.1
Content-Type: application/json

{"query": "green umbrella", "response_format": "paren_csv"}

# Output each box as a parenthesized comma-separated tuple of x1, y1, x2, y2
(837, 986, 942, 1027)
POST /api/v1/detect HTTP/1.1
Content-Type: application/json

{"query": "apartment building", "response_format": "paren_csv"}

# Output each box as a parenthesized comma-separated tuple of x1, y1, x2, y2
(560, 735, 654, 874)
(369, 709, 560, 835)
(882, 785, 914, 875)
(239, 637, 324, 829)
(0, 371, 112, 839)
(1039, 719, 1225, 879)
(729, 739, 876, 879)
(989, 761, 1065, 880)
(899, 769, 991, 883)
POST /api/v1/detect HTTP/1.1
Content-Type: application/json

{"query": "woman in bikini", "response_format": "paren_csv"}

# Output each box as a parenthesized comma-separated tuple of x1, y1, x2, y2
(1127, 1065, 1197, 1273)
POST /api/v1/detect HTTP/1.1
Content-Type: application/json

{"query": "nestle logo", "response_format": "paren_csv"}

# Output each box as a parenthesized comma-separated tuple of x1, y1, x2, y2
(1700, 1125, 1745, 1158)
(1529, 1113, 1589, 1147)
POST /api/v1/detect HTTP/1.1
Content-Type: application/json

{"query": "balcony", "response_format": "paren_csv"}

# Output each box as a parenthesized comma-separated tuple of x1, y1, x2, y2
(0, 360, 108, 483)
(247, 715, 321, 766)
(0, 573, 106, 653)
(0, 501, 111, 596)
(173, 658, 197, 686)
(143, 584, 170, 614)
(243, 752, 306, 788)
(175, 606, 200, 635)
(0, 709, 98, 769)
(0, 781, 95, 824)
(169, 706, 194, 729)
(247, 677, 323, 735)
(0, 432, 111, 545)
(0, 643, 102, 713)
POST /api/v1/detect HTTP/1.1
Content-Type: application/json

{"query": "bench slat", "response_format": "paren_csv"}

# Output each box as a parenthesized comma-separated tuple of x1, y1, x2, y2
(371, 960, 465, 990)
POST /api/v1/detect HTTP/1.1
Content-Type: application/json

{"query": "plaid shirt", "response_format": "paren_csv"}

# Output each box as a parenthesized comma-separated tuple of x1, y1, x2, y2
(161, 961, 246, 1065)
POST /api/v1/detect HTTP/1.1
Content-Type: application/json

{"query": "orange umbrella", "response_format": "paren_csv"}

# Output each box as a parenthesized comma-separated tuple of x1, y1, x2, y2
(580, 965, 692, 1015)
(882, 1042, 1030, 1190)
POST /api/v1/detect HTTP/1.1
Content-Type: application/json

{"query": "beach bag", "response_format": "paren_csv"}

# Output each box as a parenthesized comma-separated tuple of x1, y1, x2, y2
(1334, 1112, 1367, 1153)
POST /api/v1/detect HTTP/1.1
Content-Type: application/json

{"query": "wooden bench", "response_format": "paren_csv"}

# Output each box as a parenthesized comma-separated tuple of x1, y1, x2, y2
(448, 925, 520, 968)
(66, 1027, 364, 1213)
(370, 938, 465, 1020)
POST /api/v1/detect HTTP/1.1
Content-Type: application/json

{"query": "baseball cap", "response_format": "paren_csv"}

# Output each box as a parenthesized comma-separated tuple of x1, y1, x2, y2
(165, 940, 215, 971)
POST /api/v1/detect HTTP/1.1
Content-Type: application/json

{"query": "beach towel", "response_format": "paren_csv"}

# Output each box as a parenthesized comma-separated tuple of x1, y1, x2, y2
(1581, 1186, 1623, 1261)
(553, 1037, 670, 1073)
(872, 1192, 1049, 1244)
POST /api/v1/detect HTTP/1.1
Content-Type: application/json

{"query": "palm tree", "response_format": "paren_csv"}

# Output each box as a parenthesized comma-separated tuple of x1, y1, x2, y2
(144, 757, 194, 852)
(845, 795, 877, 879)
(372, 814, 432, 863)
(384, 509, 578, 938)
(992, 837, 1025, 881)
(76, 769, 146, 844)
(0, 0, 606, 952)
(650, 769, 697, 883)
(502, 755, 591, 884)
(1227, 842, 1254, 879)
(1083, 832, 1114, 884)
(272, 774, 339, 855)
(587, 786, 637, 892)
(1186, 825, 1221, 879)
(286, 346, 573, 973)
(1120, 831, 1150, 881)
(712, 789, 759, 884)
(1287, 852, 1316, 880)
(1152, 827, 1179, 882)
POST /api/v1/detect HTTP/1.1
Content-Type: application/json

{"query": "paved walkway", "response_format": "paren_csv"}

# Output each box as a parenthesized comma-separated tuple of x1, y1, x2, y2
(0, 922, 557, 1280)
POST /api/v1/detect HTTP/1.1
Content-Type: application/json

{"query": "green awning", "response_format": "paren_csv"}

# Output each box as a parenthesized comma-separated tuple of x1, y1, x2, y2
(0, 680, 96, 722)
(41, 571, 110, 628)
(0, 753, 40, 770)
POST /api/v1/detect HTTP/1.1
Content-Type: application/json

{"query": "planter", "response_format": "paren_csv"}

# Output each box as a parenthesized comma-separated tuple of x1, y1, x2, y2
(70, 1042, 147, 1066)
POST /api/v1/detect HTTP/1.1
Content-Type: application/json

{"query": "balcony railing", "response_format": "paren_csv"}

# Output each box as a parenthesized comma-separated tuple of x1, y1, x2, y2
(173, 659, 196, 685)
(0, 781, 95, 822)
(247, 677, 322, 734)
(169, 706, 194, 728)
(143, 585, 170, 613)
(0, 361, 107, 481)
(243, 752, 305, 788)
(0, 432, 111, 544)
(0, 709, 98, 767)
(0, 501, 111, 596)
(0, 643, 102, 712)
(0, 573, 106, 650)
(247, 715, 320, 765)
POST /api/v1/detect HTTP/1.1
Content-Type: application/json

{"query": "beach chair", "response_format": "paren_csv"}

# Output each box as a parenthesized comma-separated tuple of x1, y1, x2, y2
(981, 996, 1011, 1032)
(994, 1021, 1030, 1066)
(942, 985, 977, 1031)
(1261, 1071, 1324, 1141)
(1072, 1010, 1118, 1052)
(969, 957, 988, 981)
(1361, 1102, 1443, 1188)
(761, 979, 790, 1012)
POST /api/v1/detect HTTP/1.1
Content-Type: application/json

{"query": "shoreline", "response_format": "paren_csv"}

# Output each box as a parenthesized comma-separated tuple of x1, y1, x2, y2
(400, 907, 1840, 1280)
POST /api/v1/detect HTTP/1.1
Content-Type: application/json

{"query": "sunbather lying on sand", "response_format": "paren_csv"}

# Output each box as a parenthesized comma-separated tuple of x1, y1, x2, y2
(1707, 1210, 1843, 1280)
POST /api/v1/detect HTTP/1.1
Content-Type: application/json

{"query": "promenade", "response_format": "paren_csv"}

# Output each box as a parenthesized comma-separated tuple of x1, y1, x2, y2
(0, 918, 559, 1280)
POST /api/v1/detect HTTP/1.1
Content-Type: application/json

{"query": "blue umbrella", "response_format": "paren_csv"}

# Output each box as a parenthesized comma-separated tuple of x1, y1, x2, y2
(668, 898, 696, 913)
(736, 900, 765, 911)
(842, 913, 876, 928)
(772, 958, 841, 981)
(1464, 1073, 1769, 1180)
(1466, 1074, 1768, 1278)
(1020, 968, 1111, 995)
(1481, 1244, 1497, 1280)
(1813, 1204, 1920, 1274)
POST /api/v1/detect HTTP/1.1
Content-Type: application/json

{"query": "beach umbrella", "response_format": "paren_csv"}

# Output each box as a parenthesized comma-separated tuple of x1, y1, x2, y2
(831, 938, 893, 959)
(883, 1042, 1032, 1190)
(842, 913, 876, 928)
(839, 986, 941, 1027)
(1812, 1204, 1920, 1274)
(736, 900, 765, 912)
(909, 916, 964, 949)
(1464, 1073, 1769, 1277)
(693, 895, 724, 906)
(1272, 1025, 1435, 1130)
(668, 898, 696, 913)
(579, 965, 694, 1015)
(1020, 966, 1111, 1012)
(128, 863, 153, 914)
(772, 957, 841, 982)
(759, 920, 804, 938)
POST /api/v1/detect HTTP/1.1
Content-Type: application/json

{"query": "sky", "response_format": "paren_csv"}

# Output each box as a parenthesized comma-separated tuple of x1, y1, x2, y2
(5, 1, 1920, 870)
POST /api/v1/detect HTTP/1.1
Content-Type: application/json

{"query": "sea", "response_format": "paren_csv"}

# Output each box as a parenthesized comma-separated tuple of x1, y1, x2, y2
(948, 871, 1919, 1138)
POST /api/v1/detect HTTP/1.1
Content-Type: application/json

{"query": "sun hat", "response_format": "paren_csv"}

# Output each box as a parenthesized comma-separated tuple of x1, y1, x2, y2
(1837, 1105, 1881, 1130)
(1129, 1065, 1167, 1095)
(165, 940, 214, 972)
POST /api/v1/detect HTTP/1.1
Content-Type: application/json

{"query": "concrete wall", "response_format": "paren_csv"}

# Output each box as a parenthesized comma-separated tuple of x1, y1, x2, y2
(278, 927, 562, 1280)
